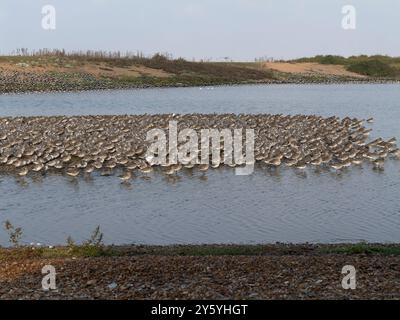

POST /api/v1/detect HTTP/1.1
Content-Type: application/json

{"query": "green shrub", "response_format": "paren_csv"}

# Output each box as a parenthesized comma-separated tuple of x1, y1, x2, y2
(64, 226, 106, 257)
(294, 55, 346, 65)
(346, 59, 397, 77)
(320, 243, 400, 255)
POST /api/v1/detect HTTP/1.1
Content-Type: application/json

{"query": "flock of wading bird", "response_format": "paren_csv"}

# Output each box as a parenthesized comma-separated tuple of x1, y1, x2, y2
(0, 114, 399, 182)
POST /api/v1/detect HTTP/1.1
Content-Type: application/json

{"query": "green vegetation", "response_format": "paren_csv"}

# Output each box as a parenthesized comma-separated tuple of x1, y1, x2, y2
(319, 243, 400, 255)
(3, 220, 23, 247)
(347, 59, 397, 77)
(2, 243, 400, 262)
(295, 55, 348, 65)
(64, 225, 106, 257)
(293, 54, 400, 78)
(0, 223, 109, 259)
(0, 245, 111, 261)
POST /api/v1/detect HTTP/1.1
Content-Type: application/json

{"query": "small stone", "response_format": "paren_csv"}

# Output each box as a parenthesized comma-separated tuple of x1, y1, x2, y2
(108, 282, 118, 290)
(86, 280, 96, 286)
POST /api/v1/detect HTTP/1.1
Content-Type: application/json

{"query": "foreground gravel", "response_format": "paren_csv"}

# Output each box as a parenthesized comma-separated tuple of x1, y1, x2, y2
(1, 254, 399, 299)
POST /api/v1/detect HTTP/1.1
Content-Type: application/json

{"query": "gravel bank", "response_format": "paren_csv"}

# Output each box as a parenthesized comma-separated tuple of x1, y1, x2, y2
(1, 244, 399, 299)
(1, 254, 399, 300)
(1, 69, 398, 95)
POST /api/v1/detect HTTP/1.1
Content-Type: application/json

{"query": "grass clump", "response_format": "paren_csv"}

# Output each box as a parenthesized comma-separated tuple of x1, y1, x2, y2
(3, 220, 23, 247)
(65, 225, 107, 257)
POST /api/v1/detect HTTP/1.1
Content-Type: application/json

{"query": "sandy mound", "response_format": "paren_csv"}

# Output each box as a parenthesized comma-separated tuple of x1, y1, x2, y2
(263, 62, 366, 78)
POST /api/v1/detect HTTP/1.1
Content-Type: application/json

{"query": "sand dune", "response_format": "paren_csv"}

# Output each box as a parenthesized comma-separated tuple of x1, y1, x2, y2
(264, 62, 366, 78)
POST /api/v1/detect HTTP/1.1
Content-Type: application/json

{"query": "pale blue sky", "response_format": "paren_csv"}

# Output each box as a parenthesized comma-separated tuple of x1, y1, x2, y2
(1, 0, 399, 60)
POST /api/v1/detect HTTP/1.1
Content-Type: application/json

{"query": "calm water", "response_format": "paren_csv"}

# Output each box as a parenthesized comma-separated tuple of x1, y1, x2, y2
(0, 84, 399, 246)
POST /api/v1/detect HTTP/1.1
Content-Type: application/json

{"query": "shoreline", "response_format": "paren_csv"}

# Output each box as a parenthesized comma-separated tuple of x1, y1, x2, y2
(1, 243, 399, 299)
(3, 242, 400, 256)
(1, 78, 399, 96)
(2, 53, 399, 95)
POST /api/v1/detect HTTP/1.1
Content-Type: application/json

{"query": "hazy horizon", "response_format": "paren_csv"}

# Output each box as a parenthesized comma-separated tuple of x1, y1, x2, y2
(1, 0, 399, 61)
